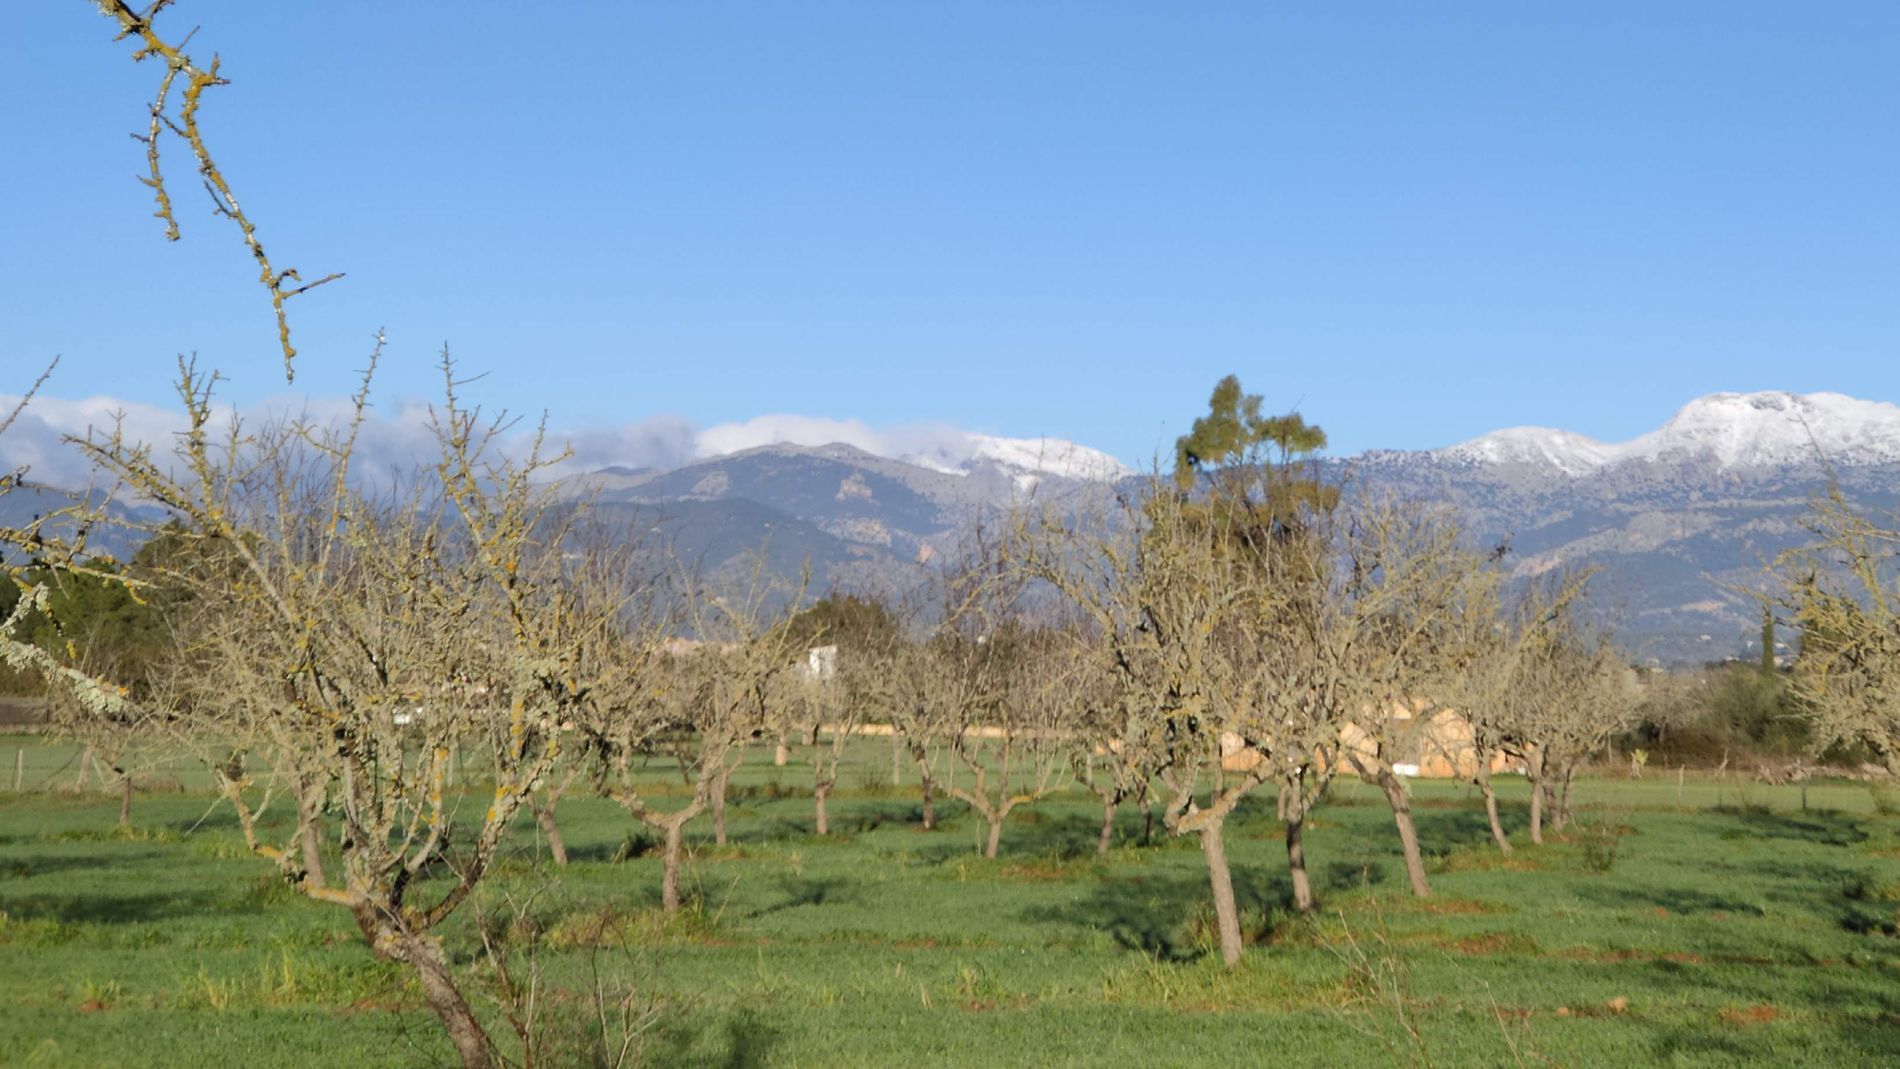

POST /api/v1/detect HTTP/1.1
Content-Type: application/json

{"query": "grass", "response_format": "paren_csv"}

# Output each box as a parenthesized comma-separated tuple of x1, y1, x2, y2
(2, 738, 1898, 1067)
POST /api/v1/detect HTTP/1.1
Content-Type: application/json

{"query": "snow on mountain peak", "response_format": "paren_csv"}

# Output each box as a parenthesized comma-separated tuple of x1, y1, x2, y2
(900, 433, 1132, 492)
(1437, 391, 1900, 475)
(1436, 427, 1614, 476)
(966, 434, 1134, 481)
(1621, 391, 1900, 468)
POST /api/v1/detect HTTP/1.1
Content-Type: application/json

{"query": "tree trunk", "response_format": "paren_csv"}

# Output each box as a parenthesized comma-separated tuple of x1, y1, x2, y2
(532, 798, 569, 866)
(1285, 809, 1315, 912)
(1555, 765, 1575, 831)
(814, 783, 830, 836)
(390, 932, 493, 1069)
(1097, 797, 1117, 856)
(1481, 778, 1512, 855)
(711, 767, 729, 847)
(1200, 821, 1244, 967)
(774, 736, 790, 767)
(890, 730, 902, 786)
(984, 812, 1003, 859)
(117, 772, 133, 827)
(73, 745, 92, 792)
(661, 821, 685, 913)
(919, 772, 937, 831)
(1528, 761, 1545, 846)
(297, 789, 327, 888)
(1377, 771, 1431, 898)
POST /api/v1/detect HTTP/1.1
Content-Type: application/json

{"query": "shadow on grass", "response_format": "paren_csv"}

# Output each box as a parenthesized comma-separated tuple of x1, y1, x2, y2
(1021, 858, 1382, 962)
(749, 875, 862, 918)
(2, 888, 227, 925)
(1645, 1023, 1758, 1062)
(1836, 1015, 1900, 1058)
(1717, 807, 1869, 847)
(1412, 807, 1507, 854)
(653, 1010, 786, 1069)
(1573, 882, 1767, 917)
(0, 847, 171, 881)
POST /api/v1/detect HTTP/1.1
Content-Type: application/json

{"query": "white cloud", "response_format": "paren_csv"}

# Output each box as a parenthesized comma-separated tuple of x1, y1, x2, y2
(693, 414, 973, 466)
(0, 392, 195, 489)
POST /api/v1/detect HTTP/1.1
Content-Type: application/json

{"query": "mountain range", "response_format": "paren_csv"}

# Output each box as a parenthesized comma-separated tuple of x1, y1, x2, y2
(570, 391, 1900, 665)
(7, 391, 1895, 665)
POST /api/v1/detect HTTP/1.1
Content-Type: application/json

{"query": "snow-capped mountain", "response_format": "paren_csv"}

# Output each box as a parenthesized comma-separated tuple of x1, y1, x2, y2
(1438, 391, 1900, 475)
(902, 433, 1133, 489)
(1360, 390, 1900, 664)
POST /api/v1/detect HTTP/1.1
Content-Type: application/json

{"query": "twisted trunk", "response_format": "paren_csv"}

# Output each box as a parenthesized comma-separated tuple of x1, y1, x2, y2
(1481, 777, 1512, 855)
(711, 767, 730, 847)
(356, 906, 491, 1069)
(1200, 821, 1244, 967)
(1528, 751, 1546, 845)
(1097, 796, 1117, 856)
(383, 931, 493, 1069)
(661, 820, 686, 913)
(1285, 807, 1315, 912)
(1376, 769, 1431, 898)
(297, 789, 327, 887)
(910, 747, 938, 830)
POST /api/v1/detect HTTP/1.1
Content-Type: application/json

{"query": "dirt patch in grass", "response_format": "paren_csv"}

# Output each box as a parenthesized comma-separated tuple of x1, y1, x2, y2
(992, 857, 1099, 883)
(1441, 931, 1540, 955)
(1559, 945, 1704, 965)
(1720, 1004, 1782, 1026)
(1436, 849, 1547, 874)
(1410, 896, 1510, 916)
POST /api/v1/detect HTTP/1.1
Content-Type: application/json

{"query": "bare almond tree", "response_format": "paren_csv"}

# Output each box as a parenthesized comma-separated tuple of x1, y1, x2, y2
(591, 561, 806, 912)
(1492, 603, 1638, 844)
(782, 594, 900, 835)
(870, 611, 959, 832)
(1024, 481, 1272, 965)
(1436, 568, 1592, 854)
(1060, 630, 1160, 856)
(73, 353, 617, 1069)
(1321, 501, 1491, 899)
(770, 646, 856, 836)
(1782, 488, 1900, 769)
(908, 532, 1070, 859)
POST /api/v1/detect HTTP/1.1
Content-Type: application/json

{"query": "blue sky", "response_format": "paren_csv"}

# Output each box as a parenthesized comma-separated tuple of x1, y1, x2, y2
(5, 2, 1899, 466)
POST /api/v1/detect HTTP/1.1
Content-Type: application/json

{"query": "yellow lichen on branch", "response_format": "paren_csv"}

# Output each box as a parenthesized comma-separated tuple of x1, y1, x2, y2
(93, 0, 343, 382)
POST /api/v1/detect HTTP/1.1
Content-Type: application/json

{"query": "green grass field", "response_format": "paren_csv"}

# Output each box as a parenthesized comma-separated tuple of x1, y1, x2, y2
(2, 736, 1898, 1067)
